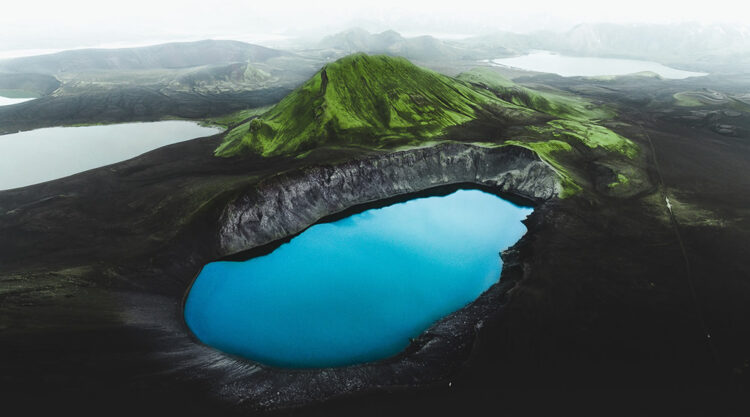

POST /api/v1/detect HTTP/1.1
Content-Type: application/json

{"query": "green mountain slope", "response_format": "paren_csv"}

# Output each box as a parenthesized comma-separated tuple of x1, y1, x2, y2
(456, 67, 613, 121)
(217, 54, 532, 156)
(215, 54, 643, 200)
(455, 67, 641, 197)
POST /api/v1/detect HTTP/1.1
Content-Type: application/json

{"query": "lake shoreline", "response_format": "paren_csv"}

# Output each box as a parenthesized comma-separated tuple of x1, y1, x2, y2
(185, 189, 533, 369)
(0, 120, 221, 190)
(0, 96, 35, 106)
(490, 50, 708, 79)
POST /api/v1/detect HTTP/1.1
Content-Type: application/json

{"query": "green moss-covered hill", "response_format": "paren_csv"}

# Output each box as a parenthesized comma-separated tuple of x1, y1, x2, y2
(216, 54, 534, 156)
(455, 67, 614, 122)
(215, 54, 643, 198)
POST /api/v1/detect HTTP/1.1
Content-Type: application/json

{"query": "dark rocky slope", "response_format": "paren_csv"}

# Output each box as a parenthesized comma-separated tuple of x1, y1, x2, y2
(0, 86, 291, 134)
(0, 140, 559, 413)
(0, 73, 60, 96)
(0, 40, 322, 134)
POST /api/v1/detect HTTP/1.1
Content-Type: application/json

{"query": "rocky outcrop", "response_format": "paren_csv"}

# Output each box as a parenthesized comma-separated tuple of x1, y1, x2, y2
(218, 143, 560, 257)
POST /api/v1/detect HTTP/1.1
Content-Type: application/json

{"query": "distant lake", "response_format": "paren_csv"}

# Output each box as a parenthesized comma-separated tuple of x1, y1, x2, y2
(0, 96, 34, 106)
(492, 51, 707, 79)
(0, 121, 221, 190)
(185, 189, 533, 368)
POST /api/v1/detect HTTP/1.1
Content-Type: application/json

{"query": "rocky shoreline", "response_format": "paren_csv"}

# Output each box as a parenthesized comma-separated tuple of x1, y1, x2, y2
(0, 140, 561, 412)
(217, 144, 559, 256)
(178, 143, 559, 410)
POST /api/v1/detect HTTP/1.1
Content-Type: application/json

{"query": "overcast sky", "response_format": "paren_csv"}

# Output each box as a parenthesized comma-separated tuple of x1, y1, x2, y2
(1, 0, 748, 57)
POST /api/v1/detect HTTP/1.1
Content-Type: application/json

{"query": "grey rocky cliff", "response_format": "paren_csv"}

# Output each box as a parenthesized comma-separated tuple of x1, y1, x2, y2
(182, 143, 560, 410)
(218, 143, 560, 256)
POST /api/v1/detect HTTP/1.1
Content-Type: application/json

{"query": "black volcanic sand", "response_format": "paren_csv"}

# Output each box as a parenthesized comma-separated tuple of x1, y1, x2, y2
(1, 74, 750, 416)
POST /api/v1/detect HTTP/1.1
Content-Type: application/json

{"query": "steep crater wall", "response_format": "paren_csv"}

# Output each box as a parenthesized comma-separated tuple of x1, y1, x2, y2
(217, 143, 560, 257)
(180, 143, 560, 410)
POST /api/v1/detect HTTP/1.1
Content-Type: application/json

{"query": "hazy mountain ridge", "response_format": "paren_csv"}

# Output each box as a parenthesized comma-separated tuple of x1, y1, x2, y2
(0, 73, 60, 97)
(170, 63, 277, 93)
(0, 40, 286, 75)
(317, 28, 486, 62)
(563, 23, 750, 59)
(462, 22, 750, 73)
(0, 40, 323, 131)
(0, 41, 317, 133)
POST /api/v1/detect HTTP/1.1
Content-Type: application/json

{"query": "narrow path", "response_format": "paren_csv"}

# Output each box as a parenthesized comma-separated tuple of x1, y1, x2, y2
(639, 123, 720, 367)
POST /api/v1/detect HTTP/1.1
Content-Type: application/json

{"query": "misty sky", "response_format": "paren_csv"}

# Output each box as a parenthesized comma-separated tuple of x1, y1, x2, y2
(1, 0, 748, 57)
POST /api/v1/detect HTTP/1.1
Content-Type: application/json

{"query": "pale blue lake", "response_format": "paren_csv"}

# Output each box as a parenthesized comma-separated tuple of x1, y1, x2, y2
(492, 51, 707, 79)
(185, 189, 533, 368)
(0, 121, 221, 190)
(0, 96, 34, 106)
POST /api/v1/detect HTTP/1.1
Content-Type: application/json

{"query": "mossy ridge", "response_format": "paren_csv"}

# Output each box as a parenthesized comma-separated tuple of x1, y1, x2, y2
(458, 67, 642, 198)
(456, 67, 614, 122)
(203, 106, 273, 128)
(608, 173, 630, 188)
(216, 54, 530, 157)
(673, 92, 704, 107)
(504, 119, 638, 197)
(504, 140, 582, 197)
(543, 119, 639, 158)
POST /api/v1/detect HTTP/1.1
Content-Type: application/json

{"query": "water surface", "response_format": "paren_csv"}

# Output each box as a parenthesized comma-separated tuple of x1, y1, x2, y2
(492, 51, 707, 79)
(185, 189, 533, 368)
(0, 96, 34, 106)
(0, 121, 221, 190)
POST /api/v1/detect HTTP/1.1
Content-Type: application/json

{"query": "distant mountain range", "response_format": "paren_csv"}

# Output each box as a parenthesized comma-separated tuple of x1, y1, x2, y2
(0, 40, 286, 75)
(0, 40, 312, 133)
(461, 23, 750, 73)
(316, 28, 490, 62)
(0, 39, 324, 101)
(311, 24, 750, 73)
(3, 23, 748, 80)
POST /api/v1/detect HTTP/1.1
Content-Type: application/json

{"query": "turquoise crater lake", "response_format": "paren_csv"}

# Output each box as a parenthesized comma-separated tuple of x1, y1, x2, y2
(185, 189, 533, 368)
